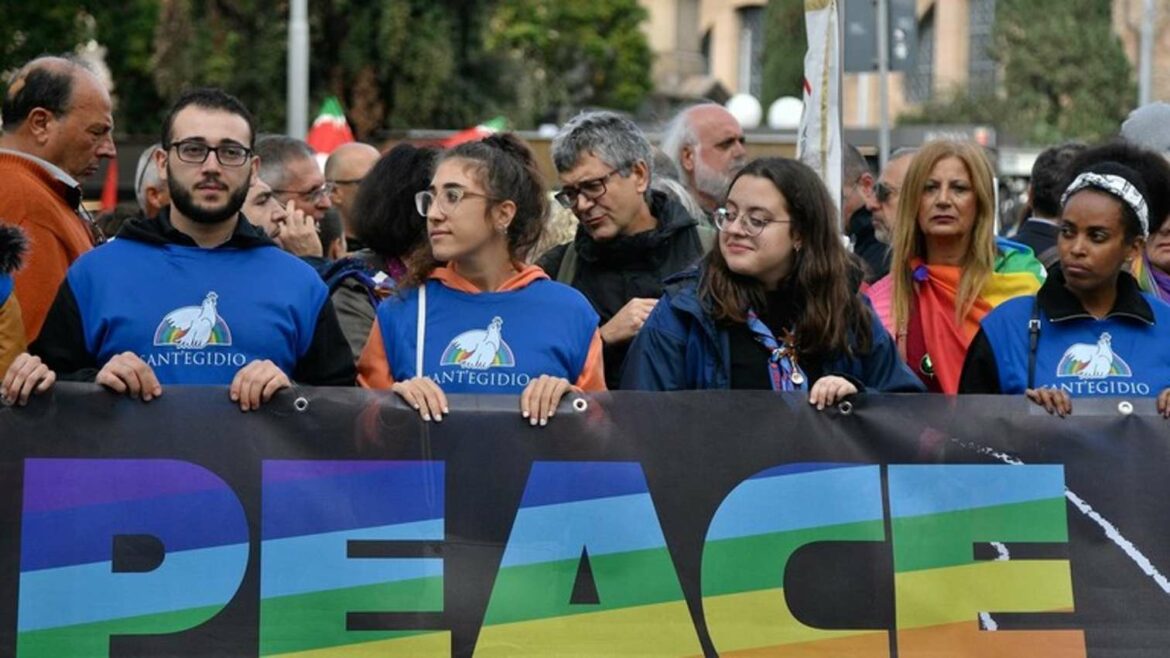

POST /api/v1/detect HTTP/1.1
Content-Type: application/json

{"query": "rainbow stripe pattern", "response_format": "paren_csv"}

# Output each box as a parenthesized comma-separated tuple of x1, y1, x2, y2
(152, 317, 232, 347)
(701, 463, 1083, 656)
(438, 337, 515, 368)
(17, 459, 250, 658)
(1057, 354, 1132, 378)
(259, 461, 448, 656)
(472, 461, 702, 656)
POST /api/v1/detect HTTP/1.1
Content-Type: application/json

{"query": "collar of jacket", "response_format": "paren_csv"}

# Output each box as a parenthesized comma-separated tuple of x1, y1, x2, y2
(572, 189, 699, 264)
(1039, 266, 1154, 325)
(662, 265, 724, 339)
(117, 206, 276, 249)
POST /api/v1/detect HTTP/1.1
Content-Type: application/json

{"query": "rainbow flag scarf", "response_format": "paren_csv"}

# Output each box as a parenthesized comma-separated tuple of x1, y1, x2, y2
(867, 238, 1045, 393)
(1129, 253, 1170, 303)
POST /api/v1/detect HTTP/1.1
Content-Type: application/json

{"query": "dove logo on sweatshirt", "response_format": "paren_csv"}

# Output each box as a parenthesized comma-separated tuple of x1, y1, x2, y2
(439, 316, 516, 370)
(153, 291, 233, 349)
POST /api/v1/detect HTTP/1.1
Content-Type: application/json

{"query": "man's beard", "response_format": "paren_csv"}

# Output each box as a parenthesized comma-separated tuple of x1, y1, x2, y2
(693, 152, 745, 204)
(168, 169, 249, 225)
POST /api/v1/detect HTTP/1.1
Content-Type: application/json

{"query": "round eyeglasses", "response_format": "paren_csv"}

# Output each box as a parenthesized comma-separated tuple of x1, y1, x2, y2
(415, 188, 499, 217)
(713, 207, 790, 237)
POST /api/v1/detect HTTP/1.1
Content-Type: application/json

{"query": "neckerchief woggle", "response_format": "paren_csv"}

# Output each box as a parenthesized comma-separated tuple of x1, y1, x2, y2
(746, 310, 808, 392)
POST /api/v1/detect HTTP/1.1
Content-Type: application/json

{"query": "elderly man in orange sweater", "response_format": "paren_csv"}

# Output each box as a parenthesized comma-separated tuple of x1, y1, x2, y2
(0, 55, 116, 341)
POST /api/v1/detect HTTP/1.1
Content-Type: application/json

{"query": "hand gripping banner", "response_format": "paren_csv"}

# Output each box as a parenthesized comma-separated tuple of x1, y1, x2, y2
(2, 385, 1169, 657)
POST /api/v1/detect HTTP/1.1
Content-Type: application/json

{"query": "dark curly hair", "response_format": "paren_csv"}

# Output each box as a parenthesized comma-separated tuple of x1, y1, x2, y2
(1068, 140, 1170, 234)
(350, 143, 438, 259)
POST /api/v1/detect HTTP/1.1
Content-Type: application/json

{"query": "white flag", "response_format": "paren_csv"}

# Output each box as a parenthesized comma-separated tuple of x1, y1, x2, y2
(797, 0, 843, 219)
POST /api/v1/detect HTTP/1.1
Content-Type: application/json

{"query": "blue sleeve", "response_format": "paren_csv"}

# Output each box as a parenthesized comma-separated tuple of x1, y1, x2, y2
(619, 294, 690, 391)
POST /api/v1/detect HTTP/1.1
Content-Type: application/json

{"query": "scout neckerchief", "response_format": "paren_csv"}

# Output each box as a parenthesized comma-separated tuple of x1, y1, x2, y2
(745, 310, 808, 392)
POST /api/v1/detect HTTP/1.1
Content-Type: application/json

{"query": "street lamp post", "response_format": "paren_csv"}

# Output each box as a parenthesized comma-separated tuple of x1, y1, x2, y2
(287, 0, 309, 139)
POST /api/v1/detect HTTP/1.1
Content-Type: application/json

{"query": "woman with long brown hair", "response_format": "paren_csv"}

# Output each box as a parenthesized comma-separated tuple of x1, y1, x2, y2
(621, 157, 920, 404)
(866, 140, 1045, 393)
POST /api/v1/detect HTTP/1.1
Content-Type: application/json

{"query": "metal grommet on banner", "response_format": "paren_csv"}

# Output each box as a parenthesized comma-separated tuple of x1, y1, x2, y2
(1118, 400, 1134, 415)
(572, 397, 589, 413)
(293, 397, 310, 412)
(838, 400, 854, 415)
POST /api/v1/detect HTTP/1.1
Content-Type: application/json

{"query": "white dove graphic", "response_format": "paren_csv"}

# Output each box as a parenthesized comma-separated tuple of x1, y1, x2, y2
(1063, 332, 1115, 379)
(450, 316, 504, 370)
(160, 292, 221, 349)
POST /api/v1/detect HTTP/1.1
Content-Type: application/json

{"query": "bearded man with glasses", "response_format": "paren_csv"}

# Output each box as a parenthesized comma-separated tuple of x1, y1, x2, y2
(538, 110, 714, 389)
(10, 88, 354, 410)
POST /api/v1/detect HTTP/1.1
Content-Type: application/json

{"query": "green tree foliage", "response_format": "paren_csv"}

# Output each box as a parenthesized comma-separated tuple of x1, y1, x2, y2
(761, 0, 807, 108)
(903, 0, 1135, 144)
(486, 0, 653, 125)
(2, 0, 654, 135)
(0, 3, 163, 134)
(0, 4, 90, 70)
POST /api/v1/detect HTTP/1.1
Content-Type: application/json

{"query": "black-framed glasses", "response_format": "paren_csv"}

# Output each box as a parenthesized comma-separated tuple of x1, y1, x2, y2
(554, 167, 625, 209)
(272, 181, 335, 203)
(713, 206, 789, 237)
(415, 188, 498, 217)
(875, 181, 900, 204)
(167, 140, 252, 167)
(328, 177, 364, 187)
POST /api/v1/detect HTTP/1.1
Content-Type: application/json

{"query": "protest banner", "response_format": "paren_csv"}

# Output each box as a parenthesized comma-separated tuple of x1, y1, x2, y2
(2, 385, 1168, 656)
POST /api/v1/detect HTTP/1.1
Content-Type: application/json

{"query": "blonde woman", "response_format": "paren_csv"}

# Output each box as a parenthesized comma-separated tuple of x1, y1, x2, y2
(866, 140, 1045, 393)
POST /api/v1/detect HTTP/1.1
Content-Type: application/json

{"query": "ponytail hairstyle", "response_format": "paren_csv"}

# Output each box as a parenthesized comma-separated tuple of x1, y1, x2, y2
(404, 133, 549, 286)
(699, 157, 873, 358)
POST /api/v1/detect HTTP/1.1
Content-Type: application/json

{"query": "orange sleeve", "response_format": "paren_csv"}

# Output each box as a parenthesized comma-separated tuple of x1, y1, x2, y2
(573, 328, 607, 392)
(0, 296, 27, 377)
(13, 221, 73, 341)
(356, 318, 396, 389)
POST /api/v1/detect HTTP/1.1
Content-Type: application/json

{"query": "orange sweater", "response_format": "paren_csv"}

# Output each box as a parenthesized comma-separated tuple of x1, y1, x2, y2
(0, 154, 94, 341)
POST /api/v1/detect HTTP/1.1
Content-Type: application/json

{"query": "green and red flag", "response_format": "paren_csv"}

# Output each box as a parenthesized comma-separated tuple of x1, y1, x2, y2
(441, 116, 508, 148)
(305, 96, 355, 155)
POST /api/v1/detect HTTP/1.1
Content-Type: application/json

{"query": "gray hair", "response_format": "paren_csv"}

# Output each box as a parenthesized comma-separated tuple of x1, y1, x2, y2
(888, 147, 918, 164)
(134, 143, 162, 212)
(659, 102, 718, 173)
(651, 176, 705, 222)
(254, 134, 316, 188)
(551, 110, 653, 177)
(843, 143, 872, 183)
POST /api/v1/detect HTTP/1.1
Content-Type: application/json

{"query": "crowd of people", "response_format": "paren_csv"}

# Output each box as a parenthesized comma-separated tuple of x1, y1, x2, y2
(4, 53, 1170, 422)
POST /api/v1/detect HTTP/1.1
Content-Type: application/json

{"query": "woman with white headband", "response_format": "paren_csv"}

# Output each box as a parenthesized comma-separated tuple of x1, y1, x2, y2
(960, 161, 1170, 416)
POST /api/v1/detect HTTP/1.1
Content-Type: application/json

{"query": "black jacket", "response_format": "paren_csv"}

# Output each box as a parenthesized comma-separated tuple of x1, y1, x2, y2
(1012, 218, 1060, 268)
(32, 208, 356, 386)
(537, 190, 709, 388)
(848, 207, 890, 283)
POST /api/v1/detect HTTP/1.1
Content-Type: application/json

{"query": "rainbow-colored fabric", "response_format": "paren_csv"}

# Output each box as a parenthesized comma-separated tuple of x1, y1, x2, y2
(703, 463, 1081, 655)
(1129, 253, 1170, 303)
(867, 238, 1045, 393)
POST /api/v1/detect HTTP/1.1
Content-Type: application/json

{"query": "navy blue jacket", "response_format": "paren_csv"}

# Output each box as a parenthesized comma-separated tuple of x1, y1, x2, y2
(620, 267, 924, 392)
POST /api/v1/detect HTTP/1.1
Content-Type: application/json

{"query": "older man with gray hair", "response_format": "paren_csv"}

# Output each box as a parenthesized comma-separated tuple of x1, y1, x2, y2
(538, 110, 713, 388)
(661, 102, 748, 216)
(254, 135, 328, 262)
(134, 143, 170, 219)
